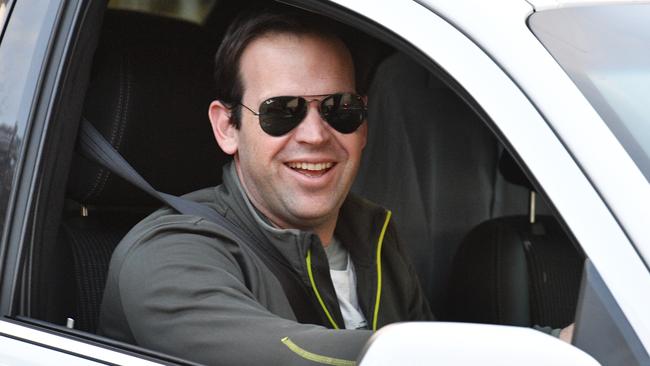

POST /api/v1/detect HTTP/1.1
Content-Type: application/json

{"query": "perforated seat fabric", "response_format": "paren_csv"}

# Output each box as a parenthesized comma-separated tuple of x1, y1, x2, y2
(447, 153, 583, 327)
(447, 215, 583, 328)
(61, 214, 143, 332)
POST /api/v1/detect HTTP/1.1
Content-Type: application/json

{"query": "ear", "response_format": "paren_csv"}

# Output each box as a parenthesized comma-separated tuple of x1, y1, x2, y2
(358, 120, 368, 149)
(359, 95, 369, 149)
(208, 100, 239, 155)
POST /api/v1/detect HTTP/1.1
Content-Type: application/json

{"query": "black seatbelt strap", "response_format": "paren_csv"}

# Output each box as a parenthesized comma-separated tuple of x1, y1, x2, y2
(78, 119, 325, 326)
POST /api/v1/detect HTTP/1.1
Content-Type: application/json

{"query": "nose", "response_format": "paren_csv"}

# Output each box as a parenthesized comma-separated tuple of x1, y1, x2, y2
(292, 100, 330, 145)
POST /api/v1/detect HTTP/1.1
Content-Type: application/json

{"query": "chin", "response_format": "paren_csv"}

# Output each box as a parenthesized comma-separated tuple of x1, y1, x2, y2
(289, 207, 336, 224)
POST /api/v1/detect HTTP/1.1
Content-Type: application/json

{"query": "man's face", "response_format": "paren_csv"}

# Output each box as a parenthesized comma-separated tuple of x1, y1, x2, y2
(230, 32, 367, 239)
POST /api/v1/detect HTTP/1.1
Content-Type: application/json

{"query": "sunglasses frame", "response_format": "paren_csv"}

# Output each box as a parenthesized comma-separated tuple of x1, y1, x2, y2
(238, 92, 367, 136)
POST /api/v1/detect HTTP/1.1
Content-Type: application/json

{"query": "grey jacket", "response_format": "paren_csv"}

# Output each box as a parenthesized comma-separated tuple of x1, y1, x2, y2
(99, 163, 433, 365)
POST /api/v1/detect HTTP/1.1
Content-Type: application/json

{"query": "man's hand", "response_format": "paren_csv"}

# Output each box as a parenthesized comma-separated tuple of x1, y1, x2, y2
(559, 323, 575, 343)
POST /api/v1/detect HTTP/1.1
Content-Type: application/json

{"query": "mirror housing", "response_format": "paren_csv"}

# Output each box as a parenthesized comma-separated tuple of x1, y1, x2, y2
(358, 322, 600, 366)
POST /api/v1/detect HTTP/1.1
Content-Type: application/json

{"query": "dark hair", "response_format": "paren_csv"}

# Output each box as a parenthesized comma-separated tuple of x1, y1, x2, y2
(213, 6, 364, 127)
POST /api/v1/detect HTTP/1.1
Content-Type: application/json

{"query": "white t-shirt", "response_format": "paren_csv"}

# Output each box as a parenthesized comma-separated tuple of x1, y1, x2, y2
(325, 239, 368, 330)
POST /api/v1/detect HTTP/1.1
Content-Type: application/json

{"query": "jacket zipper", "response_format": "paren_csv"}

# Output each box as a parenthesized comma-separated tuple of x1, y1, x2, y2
(372, 210, 392, 330)
(305, 209, 393, 331)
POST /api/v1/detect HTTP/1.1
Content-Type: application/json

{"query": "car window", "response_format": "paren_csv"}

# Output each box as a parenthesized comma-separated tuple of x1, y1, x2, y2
(0, 0, 57, 241)
(107, 0, 216, 24)
(530, 4, 650, 183)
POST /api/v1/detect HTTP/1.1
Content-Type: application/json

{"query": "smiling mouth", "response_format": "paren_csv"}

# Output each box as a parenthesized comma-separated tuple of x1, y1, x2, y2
(286, 162, 335, 177)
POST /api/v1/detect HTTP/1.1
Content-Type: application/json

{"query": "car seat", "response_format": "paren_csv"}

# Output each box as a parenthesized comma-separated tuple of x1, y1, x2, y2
(49, 10, 227, 332)
(446, 152, 583, 328)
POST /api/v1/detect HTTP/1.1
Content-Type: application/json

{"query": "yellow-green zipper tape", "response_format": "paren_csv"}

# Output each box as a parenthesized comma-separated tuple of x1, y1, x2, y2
(306, 250, 340, 329)
(372, 210, 391, 330)
(281, 337, 356, 366)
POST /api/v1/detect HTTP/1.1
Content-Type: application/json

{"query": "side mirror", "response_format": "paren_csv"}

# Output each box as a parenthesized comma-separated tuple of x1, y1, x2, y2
(358, 322, 600, 366)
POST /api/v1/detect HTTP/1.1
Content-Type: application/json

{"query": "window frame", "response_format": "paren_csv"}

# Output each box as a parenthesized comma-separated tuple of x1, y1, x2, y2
(2, 0, 648, 364)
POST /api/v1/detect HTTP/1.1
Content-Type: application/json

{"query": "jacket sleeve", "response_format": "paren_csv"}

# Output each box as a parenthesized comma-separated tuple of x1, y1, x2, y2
(110, 222, 372, 366)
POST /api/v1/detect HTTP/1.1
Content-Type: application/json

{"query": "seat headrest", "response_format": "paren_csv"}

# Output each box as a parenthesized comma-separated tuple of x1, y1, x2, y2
(498, 151, 534, 191)
(68, 10, 229, 206)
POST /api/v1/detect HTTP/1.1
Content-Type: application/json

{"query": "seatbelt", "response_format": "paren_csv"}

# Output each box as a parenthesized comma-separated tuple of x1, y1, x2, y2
(78, 119, 326, 326)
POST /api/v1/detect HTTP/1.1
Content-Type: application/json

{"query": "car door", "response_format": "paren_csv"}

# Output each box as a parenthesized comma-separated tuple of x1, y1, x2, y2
(302, 0, 648, 364)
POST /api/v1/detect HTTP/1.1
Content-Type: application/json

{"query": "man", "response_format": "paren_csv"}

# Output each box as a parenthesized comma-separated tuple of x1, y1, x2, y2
(99, 7, 433, 366)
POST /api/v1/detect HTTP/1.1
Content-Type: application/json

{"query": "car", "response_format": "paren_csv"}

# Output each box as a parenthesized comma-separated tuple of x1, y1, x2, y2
(0, 0, 648, 365)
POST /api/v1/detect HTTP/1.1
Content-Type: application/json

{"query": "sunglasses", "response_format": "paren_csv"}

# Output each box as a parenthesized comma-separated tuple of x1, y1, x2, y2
(238, 92, 367, 137)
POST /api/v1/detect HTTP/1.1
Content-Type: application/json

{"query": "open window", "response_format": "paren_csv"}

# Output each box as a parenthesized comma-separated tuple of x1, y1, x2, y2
(3, 0, 612, 364)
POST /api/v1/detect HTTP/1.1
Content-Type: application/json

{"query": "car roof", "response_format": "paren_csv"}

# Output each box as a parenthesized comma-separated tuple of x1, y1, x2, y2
(527, 0, 650, 11)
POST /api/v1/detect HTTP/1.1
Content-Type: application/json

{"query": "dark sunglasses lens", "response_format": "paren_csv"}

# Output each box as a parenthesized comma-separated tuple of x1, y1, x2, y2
(258, 96, 306, 136)
(320, 93, 366, 134)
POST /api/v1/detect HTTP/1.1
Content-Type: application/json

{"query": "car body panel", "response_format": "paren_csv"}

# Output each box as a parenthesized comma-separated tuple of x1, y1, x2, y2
(0, 319, 165, 365)
(527, 0, 649, 11)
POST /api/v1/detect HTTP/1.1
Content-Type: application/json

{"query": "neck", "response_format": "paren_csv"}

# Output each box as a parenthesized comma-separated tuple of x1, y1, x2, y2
(315, 223, 336, 248)
(233, 160, 338, 248)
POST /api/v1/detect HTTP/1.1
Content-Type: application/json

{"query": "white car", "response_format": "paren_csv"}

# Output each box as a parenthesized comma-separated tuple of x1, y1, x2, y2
(0, 0, 648, 365)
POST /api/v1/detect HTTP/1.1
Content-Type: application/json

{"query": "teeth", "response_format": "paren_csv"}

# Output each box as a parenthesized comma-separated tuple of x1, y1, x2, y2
(287, 162, 334, 171)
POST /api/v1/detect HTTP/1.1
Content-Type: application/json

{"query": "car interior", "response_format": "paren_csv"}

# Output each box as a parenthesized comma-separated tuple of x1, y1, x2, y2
(15, 0, 584, 361)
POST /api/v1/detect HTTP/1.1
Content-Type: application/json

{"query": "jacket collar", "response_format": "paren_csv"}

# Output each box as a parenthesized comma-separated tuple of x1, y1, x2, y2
(218, 161, 388, 276)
